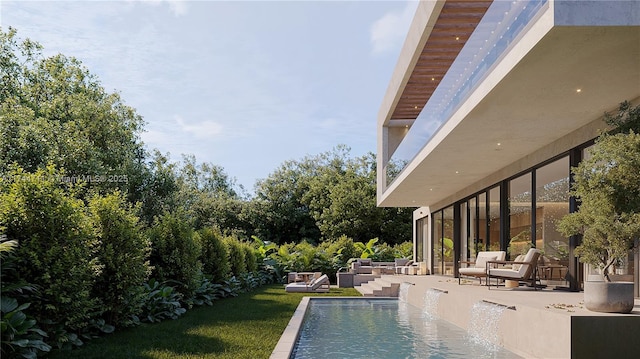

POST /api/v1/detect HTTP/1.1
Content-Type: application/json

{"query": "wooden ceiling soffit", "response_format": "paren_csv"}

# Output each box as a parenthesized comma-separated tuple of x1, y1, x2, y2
(389, 0, 492, 122)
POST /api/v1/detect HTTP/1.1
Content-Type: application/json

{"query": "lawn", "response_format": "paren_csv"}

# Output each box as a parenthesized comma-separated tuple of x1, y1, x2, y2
(48, 284, 361, 359)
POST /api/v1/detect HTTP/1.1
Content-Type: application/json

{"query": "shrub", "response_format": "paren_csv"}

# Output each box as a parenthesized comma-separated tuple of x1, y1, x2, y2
(147, 211, 202, 297)
(196, 227, 230, 283)
(0, 166, 99, 337)
(88, 192, 151, 327)
(225, 237, 247, 277)
(394, 241, 413, 259)
(321, 235, 358, 268)
(242, 242, 258, 273)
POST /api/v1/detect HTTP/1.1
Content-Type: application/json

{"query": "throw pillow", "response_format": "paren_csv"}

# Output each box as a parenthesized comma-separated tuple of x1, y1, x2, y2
(475, 255, 497, 269)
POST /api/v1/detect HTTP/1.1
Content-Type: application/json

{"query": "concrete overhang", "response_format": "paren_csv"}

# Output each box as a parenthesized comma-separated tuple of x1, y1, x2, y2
(379, 22, 640, 207)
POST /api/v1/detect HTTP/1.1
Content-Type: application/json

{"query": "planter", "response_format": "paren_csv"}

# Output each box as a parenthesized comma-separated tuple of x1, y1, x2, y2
(583, 278, 634, 313)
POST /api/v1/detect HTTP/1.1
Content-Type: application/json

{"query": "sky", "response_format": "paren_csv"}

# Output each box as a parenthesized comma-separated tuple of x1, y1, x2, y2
(0, 0, 418, 192)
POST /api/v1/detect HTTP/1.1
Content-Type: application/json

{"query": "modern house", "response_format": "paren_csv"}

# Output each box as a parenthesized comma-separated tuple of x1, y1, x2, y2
(377, 0, 640, 294)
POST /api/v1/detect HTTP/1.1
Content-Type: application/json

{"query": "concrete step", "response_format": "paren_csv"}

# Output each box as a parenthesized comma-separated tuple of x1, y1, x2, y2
(355, 275, 402, 297)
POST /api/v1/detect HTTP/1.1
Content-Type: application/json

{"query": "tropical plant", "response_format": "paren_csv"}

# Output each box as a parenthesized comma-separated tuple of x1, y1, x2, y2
(139, 280, 186, 323)
(0, 235, 52, 359)
(354, 238, 379, 259)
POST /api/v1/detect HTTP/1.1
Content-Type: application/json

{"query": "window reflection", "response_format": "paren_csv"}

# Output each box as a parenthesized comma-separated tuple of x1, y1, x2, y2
(509, 173, 532, 258)
(536, 157, 570, 284)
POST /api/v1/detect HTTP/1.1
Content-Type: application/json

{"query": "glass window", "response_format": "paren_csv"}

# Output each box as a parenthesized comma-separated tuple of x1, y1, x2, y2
(463, 199, 474, 261)
(416, 217, 426, 262)
(477, 192, 488, 252)
(443, 206, 455, 276)
(536, 156, 570, 284)
(509, 173, 532, 257)
(488, 186, 501, 251)
(433, 211, 443, 275)
(432, 207, 454, 276)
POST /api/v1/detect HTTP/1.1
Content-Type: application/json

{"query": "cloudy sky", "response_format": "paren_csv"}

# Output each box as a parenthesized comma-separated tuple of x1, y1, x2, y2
(1, 0, 417, 192)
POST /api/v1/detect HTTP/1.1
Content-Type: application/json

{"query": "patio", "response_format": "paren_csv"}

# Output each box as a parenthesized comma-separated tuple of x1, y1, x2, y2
(394, 274, 640, 358)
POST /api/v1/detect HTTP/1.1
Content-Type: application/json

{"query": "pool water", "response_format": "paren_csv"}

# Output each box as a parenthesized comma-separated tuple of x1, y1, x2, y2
(291, 298, 521, 359)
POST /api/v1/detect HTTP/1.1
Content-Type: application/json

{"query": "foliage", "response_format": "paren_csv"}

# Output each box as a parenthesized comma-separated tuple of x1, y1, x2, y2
(252, 146, 413, 245)
(147, 211, 202, 296)
(196, 227, 231, 283)
(252, 236, 282, 282)
(394, 241, 414, 259)
(558, 102, 640, 281)
(139, 280, 186, 323)
(185, 276, 237, 307)
(175, 154, 248, 232)
(242, 242, 258, 273)
(88, 192, 151, 327)
(0, 28, 146, 198)
(0, 236, 51, 359)
(603, 100, 640, 135)
(322, 235, 359, 269)
(249, 159, 321, 244)
(354, 238, 379, 259)
(225, 237, 247, 277)
(0, 165, 100, 335)
(134, 150, 180, 226)
(1, 298, 51, 359)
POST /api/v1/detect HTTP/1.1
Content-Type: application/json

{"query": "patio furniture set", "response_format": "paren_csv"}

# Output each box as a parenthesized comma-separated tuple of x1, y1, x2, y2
(458, 247, 563, 289)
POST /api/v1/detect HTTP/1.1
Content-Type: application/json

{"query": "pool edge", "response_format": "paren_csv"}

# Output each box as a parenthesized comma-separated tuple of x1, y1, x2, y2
(269, 296, 396, 359)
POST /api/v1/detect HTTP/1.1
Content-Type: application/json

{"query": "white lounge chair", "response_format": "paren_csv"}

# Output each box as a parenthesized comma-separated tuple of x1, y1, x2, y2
(486, 248, 542, 290)
(458, 251, 506, 284)
(285, 274, 330, 293)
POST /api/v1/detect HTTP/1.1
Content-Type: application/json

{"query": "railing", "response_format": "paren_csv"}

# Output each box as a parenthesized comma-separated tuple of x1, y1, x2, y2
(385, 0, 549, 188)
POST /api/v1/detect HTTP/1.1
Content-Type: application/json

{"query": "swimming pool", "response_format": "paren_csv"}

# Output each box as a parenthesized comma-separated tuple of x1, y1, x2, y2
(290, 298, 521, 359)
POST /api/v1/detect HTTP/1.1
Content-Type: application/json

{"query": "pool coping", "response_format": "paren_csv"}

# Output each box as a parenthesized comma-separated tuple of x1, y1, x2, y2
(269, 296, 396, 359)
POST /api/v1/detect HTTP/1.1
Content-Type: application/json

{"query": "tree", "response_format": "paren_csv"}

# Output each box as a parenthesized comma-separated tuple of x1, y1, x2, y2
(174, 155, 248, 233)
(301, 148, 413, 244)
(558, 102, 640, 281)
(250, 157, 321, 244)
(0, 28, 147, 199)
(251, 145, 412, 245)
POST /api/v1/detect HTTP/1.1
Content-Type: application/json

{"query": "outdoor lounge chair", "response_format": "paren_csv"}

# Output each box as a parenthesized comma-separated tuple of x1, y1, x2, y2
(486, 248, 542, 290)
(395, 259, 417, 274)
(458, 251, 506, 284)
(285, 274, 330, 293)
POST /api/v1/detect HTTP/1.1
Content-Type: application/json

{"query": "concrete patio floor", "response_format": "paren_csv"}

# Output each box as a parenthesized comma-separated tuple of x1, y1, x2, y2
(388, 274, 640, 358)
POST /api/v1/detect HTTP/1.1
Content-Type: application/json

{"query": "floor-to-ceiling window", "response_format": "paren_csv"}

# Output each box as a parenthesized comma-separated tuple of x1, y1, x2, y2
(433, 211, 444, 275)
(443, 206, 455, 275)
(461, 195, 486, 261)
(509, 173, 533, 258)
(536, 156, 570, 285)
(432, 206, 455, 276)
(478, 192, 488, 252)
(416, 216, 427, 262)
(488, 186, 501, 251)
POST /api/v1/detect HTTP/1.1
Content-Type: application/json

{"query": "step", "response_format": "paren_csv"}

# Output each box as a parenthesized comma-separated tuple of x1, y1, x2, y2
(355, 276, 402, 297)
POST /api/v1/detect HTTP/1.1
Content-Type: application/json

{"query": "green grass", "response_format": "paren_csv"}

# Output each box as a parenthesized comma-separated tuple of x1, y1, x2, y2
(48, 285, 360, 359)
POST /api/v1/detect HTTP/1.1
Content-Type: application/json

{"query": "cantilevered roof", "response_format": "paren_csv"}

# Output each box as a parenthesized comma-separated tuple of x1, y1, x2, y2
(390, 0, 492, 121)
(378, 0, 640, 208)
